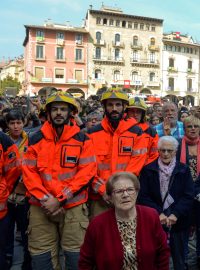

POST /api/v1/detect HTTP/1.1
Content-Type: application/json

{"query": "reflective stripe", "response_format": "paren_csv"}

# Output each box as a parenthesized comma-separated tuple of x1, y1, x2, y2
(93, 178, 105, 193)
(22, 159, 37, 166)
(62, 187, 73, 199)
(98, 163, 110, 171)
(29, 195, 50, 204)
(150, 147, 158, 153)
(40, 173, 52, 181)
(79, 156, 96, 165)
(58, 169, 77, 181)
(0, 202, 7, 211)
(4, 160, 21, 172)
(132, 147, 147, 156)
(116, 163, 127, 170)
(65, 192, 87, 206)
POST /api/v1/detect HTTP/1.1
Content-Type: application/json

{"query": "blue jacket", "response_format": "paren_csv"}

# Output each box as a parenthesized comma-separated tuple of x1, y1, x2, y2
(137, 159, 194, 231)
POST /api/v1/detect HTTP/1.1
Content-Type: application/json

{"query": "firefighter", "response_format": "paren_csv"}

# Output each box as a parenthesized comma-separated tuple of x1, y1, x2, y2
(87, 88, 147, 217)
(126, 97, 159, 165)
(22, 91, 96, 270)
(0, 132, 21, 269)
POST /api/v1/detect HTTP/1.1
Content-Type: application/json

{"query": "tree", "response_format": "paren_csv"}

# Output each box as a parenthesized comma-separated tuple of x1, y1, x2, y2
(0, 75, 21, 95)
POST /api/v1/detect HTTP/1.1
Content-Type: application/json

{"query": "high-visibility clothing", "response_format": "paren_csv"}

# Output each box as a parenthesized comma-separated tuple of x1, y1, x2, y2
(22, 121, 97, 209)
(87, 117, 147, 198)
(137, 122, 159, 165)
(0, 132, 21, 219)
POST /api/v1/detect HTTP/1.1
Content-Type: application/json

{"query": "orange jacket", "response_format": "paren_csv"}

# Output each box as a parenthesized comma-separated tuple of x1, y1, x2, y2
(138, 122, 159, 165)
(0, 132, 21, 219)
(87, 117, 147, 198)
(22, 121, 97, 209)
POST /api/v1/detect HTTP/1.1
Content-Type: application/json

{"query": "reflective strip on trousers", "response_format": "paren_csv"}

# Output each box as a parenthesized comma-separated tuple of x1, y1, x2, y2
(98, 163, 110, 171)
(132, 147, 147, 156)
(79, 155, 96, 165)
(93, 178, 105, 193)
(58, 169, 77, 181)
(22, 159, 37, 167)
(116, 163, 128, 170)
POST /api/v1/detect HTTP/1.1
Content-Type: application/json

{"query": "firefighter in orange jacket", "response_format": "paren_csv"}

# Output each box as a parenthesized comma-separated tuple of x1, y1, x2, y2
(126, 97, 159, 165)
(0, 132, 21, 269)
(87, 88, 147, 217)
(22, 91, 96, 270)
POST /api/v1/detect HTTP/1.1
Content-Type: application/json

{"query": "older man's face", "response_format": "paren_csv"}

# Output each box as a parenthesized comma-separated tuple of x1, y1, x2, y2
(163, 104, 178, 124)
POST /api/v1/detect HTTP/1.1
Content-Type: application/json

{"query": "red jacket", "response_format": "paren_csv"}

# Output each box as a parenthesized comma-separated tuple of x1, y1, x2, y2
(22, 121, 97, 209)
(0, 132, 21, 219)
(79, 206, 170, 270)
(138, 122, 159, 165)
(88, 117, 147, 198)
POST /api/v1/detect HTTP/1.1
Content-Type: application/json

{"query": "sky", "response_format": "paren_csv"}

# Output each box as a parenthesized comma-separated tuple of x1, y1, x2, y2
(1, 0, 200, 60)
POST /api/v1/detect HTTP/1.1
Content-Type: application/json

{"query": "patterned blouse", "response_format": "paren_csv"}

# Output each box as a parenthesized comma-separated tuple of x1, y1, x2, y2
(188, 155, 197, 181)
(117, 218, 138, 270)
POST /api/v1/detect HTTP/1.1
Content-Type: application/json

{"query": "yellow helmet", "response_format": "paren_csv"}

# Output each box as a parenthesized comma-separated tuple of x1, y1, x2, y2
(101, 87, 129, 103)
(127, 97, 147, 111)
(45, 91, 78, 112)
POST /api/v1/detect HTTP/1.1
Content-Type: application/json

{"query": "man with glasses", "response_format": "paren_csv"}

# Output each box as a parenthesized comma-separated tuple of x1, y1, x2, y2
(155, 102, 184, 139)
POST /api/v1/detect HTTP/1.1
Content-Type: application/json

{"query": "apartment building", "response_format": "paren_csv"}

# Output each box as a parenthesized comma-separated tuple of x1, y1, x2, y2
(162, 32, 200, 104)
(0, 57, 24, 83)
(23, 20, 89, 97)
(85, 5, 163, 96)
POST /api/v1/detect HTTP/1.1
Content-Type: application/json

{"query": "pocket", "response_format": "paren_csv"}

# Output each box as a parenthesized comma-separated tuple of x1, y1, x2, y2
(60, 145, 82, 168)
(118, 136, 134, 156)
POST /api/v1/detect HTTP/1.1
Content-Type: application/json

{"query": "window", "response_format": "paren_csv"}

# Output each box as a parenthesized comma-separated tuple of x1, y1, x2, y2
(169, 58, 174, 67)
(95, 69, 101, 79)
(140, 23, 144, 30)
(36, 45, 44, 59)
(113, 70, 120, 81)
(75, 49, 83, 61)
(56, 32, 64, 39)
(75, 34, 83, 44)
(149, 52, 155, 63)
(96, 31, 101, 43)
(95, 47, 101, 59)
(151, 25, 156, 31)
(109, 19, 114, 26)
(55, 68, 64, 79)
(128, 21, 132, 28)
(150, 37, 155, 46)
(133, 50, 138, 61)
(103, 18, 107, 25)
(36, 30, 44, 38)
(131, 71, 138, 81)
(56, 47, 64, 60)
(116, 20, 120, 27)
(149, 72, 155, 82)
(168, 78, 174, 91)
(35, 67, 44, 80)
(188, 60, 192, 69)
(96, 17, 101, 24)
(133, 36, 138, 46)
(75, 70, 83, 82)
(134, 22, 138, 29)
(122, 21, 126, 27)
(187, 78, 192, 92)
(146, 24, 150, 31)
(115, 48, 120, 60)
(115, 33, 120, 44)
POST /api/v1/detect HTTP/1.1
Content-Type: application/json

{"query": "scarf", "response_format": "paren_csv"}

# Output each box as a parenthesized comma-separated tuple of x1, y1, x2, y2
(180, 135, 200, 176)
(158, 157, 176, 201)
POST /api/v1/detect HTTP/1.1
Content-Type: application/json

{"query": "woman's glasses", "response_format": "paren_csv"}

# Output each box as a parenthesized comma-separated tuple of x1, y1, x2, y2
(185, 125, 200, 129)
(112, 187, 136, 196)
(159, 149, 174, 154)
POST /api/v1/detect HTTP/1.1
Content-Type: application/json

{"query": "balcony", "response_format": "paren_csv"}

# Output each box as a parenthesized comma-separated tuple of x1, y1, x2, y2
(148, 45, 160, 51)
(130, 43, 143, 50)
(56, 39, 65, 46)
(74, 58, 85, 63)
(187, 68, 195, 75)
(93, 39, 106, 46)
(93, 56, 125, 65)
(130, 58, 159, 67)
(168, 67, 178, 72)
(91, 78, 106, 84)
(36, 36, 45, 43)
(112, 41, 125, 48)
(147, 81, 160, 87)
(75, 40, 83, 46)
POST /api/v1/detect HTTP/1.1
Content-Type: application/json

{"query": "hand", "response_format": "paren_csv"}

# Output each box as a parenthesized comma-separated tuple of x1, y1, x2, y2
(42, 197, 60, 214)
(163, 117, 171, 135)
(51, 207, 65, 216)
(159, 213, 168, 225)
(73, 113, 83, 126)
(166, 214, 177, 227)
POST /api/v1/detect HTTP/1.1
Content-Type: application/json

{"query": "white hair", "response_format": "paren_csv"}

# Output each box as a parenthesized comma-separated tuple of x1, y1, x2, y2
(158, 136, 179, 151)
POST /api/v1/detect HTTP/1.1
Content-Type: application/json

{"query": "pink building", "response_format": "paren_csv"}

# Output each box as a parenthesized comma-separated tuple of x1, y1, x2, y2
(23, 21, 89, 98)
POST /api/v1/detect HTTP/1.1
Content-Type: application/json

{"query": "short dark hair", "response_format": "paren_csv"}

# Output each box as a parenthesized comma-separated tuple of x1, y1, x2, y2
(5, 109, 25, 123)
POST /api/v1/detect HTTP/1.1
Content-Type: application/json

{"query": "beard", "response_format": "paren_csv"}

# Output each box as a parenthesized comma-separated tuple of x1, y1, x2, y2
(105, 110, 124, 129)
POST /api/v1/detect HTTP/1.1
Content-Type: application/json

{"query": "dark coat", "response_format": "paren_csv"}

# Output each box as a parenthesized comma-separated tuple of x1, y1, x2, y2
(137, 159, 194, 232)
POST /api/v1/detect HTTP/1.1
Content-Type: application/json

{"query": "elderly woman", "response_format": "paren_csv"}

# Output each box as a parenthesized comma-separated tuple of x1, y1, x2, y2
(79, 172, 170, 270)
(138, 136, 194, 270)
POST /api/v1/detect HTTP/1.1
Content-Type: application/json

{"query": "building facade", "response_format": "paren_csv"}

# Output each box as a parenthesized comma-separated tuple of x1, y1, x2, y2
(85, 5, 163, 96)
(162, 32, 200, 105)
(23, 21, 89, 97)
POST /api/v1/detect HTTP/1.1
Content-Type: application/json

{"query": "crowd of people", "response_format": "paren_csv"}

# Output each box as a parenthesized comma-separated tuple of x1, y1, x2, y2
(0, 87, 200, 270)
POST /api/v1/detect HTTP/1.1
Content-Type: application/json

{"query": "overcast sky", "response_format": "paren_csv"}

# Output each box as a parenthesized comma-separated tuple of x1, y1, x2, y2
(1, 0, 200, 60)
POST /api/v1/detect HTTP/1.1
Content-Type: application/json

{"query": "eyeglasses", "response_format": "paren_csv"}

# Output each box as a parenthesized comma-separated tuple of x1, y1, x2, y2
(159, 149, 174, 154)
(112, 187, 136, 196)
(185, 125, 200, 129)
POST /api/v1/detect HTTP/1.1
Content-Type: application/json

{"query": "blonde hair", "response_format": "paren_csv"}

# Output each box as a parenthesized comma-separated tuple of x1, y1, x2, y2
(183, 116, 200, 128)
